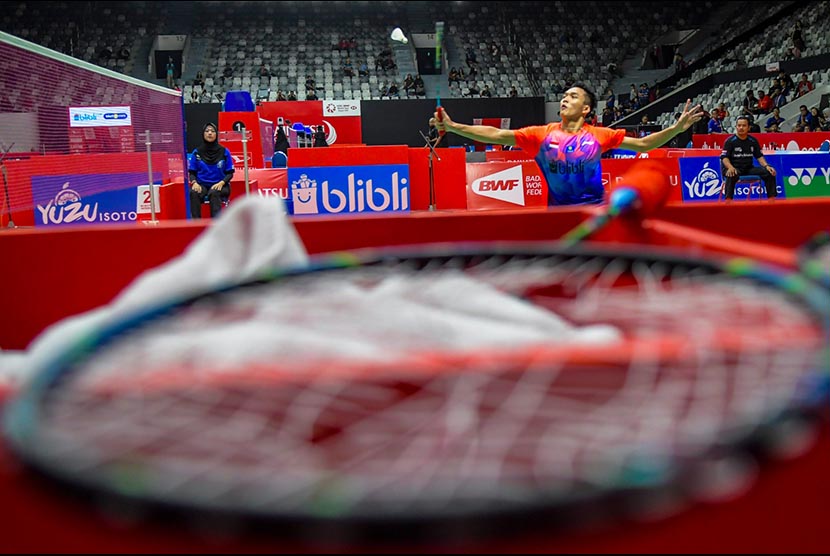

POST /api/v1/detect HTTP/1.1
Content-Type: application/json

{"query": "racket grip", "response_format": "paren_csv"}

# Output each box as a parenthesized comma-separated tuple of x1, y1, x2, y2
(437, 106, 446, 136)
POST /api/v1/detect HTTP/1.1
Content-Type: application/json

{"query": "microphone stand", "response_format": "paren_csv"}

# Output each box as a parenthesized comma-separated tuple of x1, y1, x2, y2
(0, 141, 16, 228)
(419, 129, 441, 212)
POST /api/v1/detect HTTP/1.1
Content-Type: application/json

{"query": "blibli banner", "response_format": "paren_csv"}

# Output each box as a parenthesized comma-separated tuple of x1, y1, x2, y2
(68, 106, 132, 128)
(288, 165, 409, 215)
(32, 173, 162, 226)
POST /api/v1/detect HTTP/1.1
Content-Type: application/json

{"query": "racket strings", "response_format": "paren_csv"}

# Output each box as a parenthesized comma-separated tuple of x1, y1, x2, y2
(29, 252, 826, 513)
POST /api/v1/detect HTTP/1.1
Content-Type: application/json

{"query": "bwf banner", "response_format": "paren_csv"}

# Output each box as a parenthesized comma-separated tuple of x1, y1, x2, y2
(466, 162, 547, 210)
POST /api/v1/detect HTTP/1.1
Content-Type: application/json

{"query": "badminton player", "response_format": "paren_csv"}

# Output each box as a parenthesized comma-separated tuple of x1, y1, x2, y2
(433, 83, 703, 205)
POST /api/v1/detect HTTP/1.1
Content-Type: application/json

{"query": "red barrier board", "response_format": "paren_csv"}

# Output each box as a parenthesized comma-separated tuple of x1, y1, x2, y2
(600, 157, 684, 203)
(3, 152, 172, 227)
(257, 100, 363, 146)
(466, 161, 548, 210)
(288, 145, 409, 167)
(692, 132, 830, 151)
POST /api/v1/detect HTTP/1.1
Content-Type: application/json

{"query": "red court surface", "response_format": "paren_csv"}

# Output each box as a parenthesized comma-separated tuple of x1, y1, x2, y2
(0, 199, 829, 553)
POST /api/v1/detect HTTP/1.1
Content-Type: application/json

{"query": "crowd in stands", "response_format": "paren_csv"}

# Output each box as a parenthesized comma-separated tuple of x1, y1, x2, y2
(1, 0, 829, 135)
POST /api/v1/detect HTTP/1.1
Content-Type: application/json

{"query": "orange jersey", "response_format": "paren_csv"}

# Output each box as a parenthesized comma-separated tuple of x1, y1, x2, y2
(514, 123, 626, 204)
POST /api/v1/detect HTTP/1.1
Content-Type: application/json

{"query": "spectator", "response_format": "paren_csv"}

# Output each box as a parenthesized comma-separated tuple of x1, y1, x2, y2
(258, 64, 271, 78)
(223, 65, 233, 79)
(480, 84, 492, 98)
(692, 106, 711, 136)
(467, 82, 480, 97)
(601, 106, 614, 127)
(188, 123, 234, 219)
(194, 71, 205, 87)
(465, 46, 477, 67)
(166, 56, 176, 88)
(757, 90, 772, 114)
(767, 78, 781, 97)
(117, 45, 130, 60)
(387, 81, 399, 97)
(742, 90, 760, 114)
(767, 121, 781, 133)
(306, 90, 318, 101)
(343, 58, 355, 77)
(810, 107, 829, 131)
(638, 82, 650, 107)
(189, 89, 199, 104)
(431, 83, 703, 206)
(358, 62, 369, 77)
(404, 73, 416, 93)
(276, 90, 287, 101)
(305, 75, 316, 91)
(414, 75, 425, 96)
(605, 87, 615, 110)
(720, 115, 777, 202)
(795, 73, 814, 98)
(673, 51, 686, 72)
(287, 91, 297, 101)
(764, 107, 785, 131)
(313, 125, 328, 147)
(792, 105, 812, 132)
(771, 87, 788, 110)
(714, 102, 730, 119)
(448, 68, 461, 85)
(629, 84, 638, 110)
(777, 71, 795, 94)
(707, 110, 723, 134)
(509, 85, 518, 98)
(274, 123, 289, 154)
(791, 22, 806, 57)
(746, 113, 761, 133)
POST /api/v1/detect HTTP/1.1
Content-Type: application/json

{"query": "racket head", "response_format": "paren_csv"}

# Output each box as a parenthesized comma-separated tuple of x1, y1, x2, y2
(798, 230, 830, 288)
(4, 242, 829, 543)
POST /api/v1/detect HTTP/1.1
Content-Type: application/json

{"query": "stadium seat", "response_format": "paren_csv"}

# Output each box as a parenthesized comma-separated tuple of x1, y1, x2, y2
(271, 151, 288, 168)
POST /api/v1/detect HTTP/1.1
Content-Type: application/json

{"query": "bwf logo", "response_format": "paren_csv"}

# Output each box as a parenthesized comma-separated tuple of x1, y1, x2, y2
(472, 165, 525, 206)
(788, 168, 830, 186)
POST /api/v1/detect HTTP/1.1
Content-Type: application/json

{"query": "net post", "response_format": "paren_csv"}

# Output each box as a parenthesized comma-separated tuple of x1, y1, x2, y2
(143, 129, 158, 225)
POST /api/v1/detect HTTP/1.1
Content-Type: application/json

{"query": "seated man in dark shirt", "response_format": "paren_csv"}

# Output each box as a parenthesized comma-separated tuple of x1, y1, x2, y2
(720, 115, 777, 202)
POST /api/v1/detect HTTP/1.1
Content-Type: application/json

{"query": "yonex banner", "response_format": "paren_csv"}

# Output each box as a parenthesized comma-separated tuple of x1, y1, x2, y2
(776, 153, 830, 198)
(465, 162, 547, 209)
(288, 164, 409, 215)
(68, 106, 133, 127)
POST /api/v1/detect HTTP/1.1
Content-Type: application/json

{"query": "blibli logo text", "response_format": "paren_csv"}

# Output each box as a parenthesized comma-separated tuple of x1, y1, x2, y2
(73, 113, 98, 122)
(289, 166, 409, 215)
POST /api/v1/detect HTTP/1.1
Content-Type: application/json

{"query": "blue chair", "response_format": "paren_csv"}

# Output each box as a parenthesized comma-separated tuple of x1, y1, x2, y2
(271, 151, 288, 168)
(721, 174, 765, 202)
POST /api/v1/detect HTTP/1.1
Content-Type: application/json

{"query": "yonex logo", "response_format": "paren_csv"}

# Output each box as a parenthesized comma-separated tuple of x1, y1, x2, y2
(788, 167, 830, 186)
(472, 165, 524, 206)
